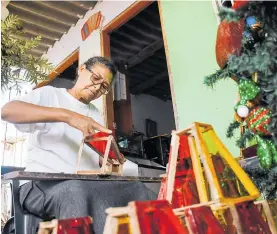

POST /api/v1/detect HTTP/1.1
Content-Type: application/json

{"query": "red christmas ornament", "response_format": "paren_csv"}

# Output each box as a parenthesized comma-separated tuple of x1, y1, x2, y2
(216, 19, 245, 69)
(245, 107, 272, 136)
(232, 0, 249, 9)
(215, 0, 249, 69)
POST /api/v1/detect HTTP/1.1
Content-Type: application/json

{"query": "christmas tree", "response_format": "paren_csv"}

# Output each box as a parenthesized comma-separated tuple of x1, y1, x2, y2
(204, 1, 277, 199)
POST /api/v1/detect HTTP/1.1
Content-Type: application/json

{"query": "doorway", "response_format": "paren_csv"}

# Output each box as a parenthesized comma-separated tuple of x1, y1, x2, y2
(101, 1, 176, 165)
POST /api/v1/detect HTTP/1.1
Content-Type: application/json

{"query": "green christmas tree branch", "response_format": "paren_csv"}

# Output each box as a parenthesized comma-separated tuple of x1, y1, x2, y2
(203, 69, 233, 88)
(226, 121, 241, 138)
(244, 164, 277, 200)
(236, 128, 254, 149)
(218, 7, 241, 22)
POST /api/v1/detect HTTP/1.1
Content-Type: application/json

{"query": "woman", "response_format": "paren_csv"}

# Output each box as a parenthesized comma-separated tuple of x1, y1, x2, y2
(1, 56, 156, 233)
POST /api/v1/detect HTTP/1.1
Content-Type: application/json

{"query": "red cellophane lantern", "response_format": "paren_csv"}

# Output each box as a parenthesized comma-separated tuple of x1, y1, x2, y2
(132, 200, 189, 234)
(172, 135, 200, 208)
(184, 206, 224, 234)
(38, 216, 94, 234)
(86, 132, 125, 161)
(158, 135, 200, 208)
(235, 201, 272, 234)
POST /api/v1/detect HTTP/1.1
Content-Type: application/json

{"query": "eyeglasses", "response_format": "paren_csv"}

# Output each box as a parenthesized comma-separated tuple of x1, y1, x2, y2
(87, 67, 110, 95)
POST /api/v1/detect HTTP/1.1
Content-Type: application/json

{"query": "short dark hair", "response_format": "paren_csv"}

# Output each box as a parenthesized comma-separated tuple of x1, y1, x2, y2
(84, 56, 117, 78)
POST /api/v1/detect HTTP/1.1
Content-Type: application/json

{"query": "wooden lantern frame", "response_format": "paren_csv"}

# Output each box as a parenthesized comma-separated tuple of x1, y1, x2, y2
(38, 217, 93, 234)
(76, 135, 125, 176)
(164, 122, 260, 205)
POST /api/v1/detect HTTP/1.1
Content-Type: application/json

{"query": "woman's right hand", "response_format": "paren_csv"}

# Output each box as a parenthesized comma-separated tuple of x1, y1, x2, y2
(65, 110, 112, 139)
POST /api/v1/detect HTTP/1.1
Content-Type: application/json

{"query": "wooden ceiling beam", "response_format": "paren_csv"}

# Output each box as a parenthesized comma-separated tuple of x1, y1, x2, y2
(111, 38, 142, 52)
(133, 17, 162, 32)
(130, 62, 161, 74)
(112, 30, 150, 46)
(111, 46, 133, 58)
(124, 23, 160, 41)
(130, 58, 166, 72)
(127, 39, 164, 68)
(131, 70, 168, 94)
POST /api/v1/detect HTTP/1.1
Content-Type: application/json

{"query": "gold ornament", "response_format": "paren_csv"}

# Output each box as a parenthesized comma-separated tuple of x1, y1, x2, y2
(247, 100, 255, 109)
(252, 72, 259, 83)
(234, 113, 243, 122)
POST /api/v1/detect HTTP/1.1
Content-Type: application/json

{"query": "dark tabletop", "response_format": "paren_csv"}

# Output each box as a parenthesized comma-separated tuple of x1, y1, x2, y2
(1, 171, 162, 183)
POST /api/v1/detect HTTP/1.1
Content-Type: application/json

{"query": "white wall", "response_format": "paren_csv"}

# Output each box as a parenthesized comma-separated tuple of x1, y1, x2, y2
(43, 0, 135, 114)
(131, 94, 175, 136)
(43, 0, 135, 67)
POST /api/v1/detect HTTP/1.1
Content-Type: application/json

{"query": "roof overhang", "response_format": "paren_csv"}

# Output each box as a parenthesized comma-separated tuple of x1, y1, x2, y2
(6, 1, 98, 58)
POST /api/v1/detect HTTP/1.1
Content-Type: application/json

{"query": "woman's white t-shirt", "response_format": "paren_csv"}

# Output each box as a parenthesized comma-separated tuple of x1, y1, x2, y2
(14, 86, 138, 178)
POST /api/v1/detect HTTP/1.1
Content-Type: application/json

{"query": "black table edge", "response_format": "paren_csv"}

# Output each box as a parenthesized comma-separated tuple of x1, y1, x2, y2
(1, 171, 162, 183)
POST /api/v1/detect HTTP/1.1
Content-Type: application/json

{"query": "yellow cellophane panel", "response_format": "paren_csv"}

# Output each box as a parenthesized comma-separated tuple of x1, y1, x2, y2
(194, 123, 260, 204)
(188, 136, 212, 202)
(117, 216, 132, 234)
(202, 128, 218, 155)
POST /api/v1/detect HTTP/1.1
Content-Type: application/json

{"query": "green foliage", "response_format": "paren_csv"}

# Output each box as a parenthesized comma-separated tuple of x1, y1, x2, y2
(226, 121, 240, 138)
(1, 14, 53, 91)
(244, 164, 277, 200)
(203, 69, 233, 88)
(218, 7, 241, 22)
(236, 128, 254, 148)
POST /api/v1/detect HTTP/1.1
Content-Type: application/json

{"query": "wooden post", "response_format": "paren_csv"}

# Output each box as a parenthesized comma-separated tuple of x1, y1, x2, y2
(165, 131, 180, 203)
(76, 134, 124, 176)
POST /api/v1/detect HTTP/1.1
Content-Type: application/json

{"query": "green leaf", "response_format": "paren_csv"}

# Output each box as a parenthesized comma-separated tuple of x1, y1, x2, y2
(1, 14, 54, 90)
